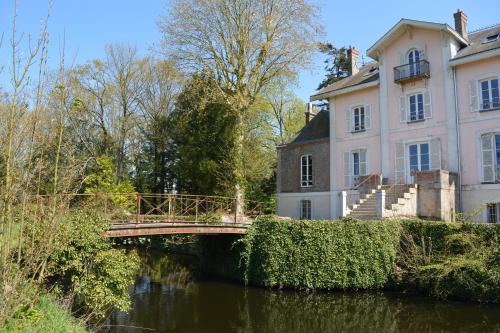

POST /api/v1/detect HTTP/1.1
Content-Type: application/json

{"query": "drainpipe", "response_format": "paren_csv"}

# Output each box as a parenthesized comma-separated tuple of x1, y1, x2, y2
(453, 67, 463, 212)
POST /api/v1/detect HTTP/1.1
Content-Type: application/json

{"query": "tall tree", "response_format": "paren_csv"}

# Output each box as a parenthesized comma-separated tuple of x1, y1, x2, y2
(133, 58, 182, 193)
(169, 74, 237, 196)
(159, 0, 322, 210)
(317, 43, 350, 90)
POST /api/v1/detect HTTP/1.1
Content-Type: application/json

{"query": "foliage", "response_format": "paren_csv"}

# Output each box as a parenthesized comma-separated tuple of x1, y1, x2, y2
(170, 74, 238, 196)
(83, 156, 136, 209)
(317, 43, 350, 90)
(238, 217, 401, 289)
(47, 211, 140, 318)
(1, 295, 86, 333)
(396, 219, 500, 303)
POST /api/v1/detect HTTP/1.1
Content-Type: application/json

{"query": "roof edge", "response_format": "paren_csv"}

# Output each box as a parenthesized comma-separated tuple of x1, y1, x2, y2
(367, 19, 468, 59)
(450, 47, 500, 66)
(310, 80, 379, 101)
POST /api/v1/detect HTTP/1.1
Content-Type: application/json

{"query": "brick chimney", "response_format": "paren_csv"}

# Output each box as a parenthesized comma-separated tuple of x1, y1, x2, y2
(347, 46, 360, 76)
(454, 9, 468, 40)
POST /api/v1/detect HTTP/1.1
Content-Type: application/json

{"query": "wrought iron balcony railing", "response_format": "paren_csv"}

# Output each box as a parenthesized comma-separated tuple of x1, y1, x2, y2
(394, 60, 430, 83)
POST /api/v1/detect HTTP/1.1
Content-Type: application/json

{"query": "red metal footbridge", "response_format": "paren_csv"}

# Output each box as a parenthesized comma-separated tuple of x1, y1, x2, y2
(26, 193, 269, 237)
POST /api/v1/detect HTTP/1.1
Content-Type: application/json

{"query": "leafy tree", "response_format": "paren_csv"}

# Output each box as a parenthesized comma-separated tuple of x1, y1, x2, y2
(83, 156, 135, 209)
(317, 43, 350, 90)
(170, 75, 238, 196)
(160, 0, 322, 208)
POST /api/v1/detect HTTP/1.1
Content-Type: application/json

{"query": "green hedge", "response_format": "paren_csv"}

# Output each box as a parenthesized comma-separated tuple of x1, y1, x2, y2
(239, 217, 401, 289)
(198, 217, 500, 302)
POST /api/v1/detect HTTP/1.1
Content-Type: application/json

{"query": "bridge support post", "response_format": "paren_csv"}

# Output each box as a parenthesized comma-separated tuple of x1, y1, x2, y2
(136, 194, 141, 224)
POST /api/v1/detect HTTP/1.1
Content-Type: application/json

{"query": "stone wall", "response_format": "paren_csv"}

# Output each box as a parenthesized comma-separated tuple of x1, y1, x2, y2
(415, 170, 458, 221)
(277, 139, 330, 193)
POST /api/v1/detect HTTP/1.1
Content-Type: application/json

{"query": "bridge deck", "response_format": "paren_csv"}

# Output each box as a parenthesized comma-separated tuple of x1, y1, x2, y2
(105, 222, 250, 237)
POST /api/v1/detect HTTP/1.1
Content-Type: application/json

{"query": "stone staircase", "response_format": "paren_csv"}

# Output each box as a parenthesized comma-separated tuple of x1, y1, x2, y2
(346, 184, 418, 220)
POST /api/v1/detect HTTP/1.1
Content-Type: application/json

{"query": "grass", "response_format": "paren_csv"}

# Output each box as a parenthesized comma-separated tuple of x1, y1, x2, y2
(0, 295, 86, 333)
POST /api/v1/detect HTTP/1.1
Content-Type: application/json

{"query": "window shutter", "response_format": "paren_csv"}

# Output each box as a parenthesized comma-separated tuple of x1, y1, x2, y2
(400, 95, 407, 122)
(359, 149, 367, 175)
(481, 134, 494, 183)
(430, 138, 441, 170)
(346, 107, 351, 132)
(469, 80, 479, 112)
(419, 47, 425, 60)
(364, 104, 371, 129)
(395, 142, 405, 184)
(399, 52, 406, 65)
(424, 90, 432, 119)
(343, 152, 351, 188)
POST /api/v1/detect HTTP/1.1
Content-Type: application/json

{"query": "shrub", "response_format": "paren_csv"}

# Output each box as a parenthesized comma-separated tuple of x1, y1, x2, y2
(47, 211, 140, 318)
(444, 232, 480, 255)
(239, 217, 401, 290)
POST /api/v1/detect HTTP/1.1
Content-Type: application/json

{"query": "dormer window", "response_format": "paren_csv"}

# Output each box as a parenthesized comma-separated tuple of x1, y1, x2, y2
(483, 33, 500, 44)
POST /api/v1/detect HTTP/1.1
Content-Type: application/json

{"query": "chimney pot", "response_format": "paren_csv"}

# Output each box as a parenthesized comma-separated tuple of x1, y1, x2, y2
(347, 46, 360, 76)
(305, 103, 314, 125)
(454, 9, 468, 40)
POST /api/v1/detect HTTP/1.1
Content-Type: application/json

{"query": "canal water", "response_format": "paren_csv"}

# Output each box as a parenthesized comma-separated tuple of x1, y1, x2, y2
(101, 250, 500, 333)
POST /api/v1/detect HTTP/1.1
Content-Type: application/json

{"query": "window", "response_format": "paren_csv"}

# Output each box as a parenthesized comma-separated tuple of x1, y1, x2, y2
(352, 106, 365, 132)
(301, 155, 312, 187)
(487, 203, 499, 223)
(483, 33, 499, 44)
(481, 133, 500, 183)
(400, 91, 430, 122)
(408, 49, 421, 76)
(480, 78, 500, 110)
(351, 149, 367, 186)
(408, 93, 425, 121)
(300, 200, 312, 220)
(408, 143, 430, 173)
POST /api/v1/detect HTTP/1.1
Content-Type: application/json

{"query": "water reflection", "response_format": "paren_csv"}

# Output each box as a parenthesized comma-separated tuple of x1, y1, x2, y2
(101, 251, 500, 333)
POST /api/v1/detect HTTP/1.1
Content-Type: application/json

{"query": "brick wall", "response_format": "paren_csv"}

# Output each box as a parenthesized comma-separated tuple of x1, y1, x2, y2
(277, 139, 330, 193)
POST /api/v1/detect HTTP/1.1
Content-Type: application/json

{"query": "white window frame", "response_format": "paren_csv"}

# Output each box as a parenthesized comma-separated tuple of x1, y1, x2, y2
(351, 105, 366, 132)
(480, 133, 500, 183)
(300, 154, 313, 187)
(300, 199, 312, 220)
(351, 149, 367, 187)
(479, 77, 500, 111)
(407, 93, 425, 122)
(406, 141, 430, 183)
(407, 49, 421, 75)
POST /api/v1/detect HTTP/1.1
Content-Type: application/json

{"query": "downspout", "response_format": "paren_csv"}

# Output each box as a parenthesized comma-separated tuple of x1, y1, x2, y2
(453, 67, 463, 212)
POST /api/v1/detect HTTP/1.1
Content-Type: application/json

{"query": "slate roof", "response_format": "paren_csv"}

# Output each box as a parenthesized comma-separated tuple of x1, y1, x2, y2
(452, 25, 500, 60)
(285, 109, 329, 146)
(310, 63, 379, 100)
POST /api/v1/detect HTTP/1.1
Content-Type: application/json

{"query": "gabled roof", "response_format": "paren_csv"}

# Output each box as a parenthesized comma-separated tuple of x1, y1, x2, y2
(367, 19, 468, 59)
(280, 110, 329, 147)
(310, 64, 379, 101)
(451, 25, 500, 64)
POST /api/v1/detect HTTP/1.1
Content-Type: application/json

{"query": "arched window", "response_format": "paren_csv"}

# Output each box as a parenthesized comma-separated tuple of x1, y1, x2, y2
(408, 49, 421, 76)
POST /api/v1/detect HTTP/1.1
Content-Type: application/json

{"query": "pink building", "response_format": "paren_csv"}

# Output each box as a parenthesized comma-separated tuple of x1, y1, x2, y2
(277, 10, 500, 223)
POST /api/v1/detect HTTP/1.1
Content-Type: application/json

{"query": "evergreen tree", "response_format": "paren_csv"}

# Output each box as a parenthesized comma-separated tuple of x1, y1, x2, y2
(317, 43, 350, 90)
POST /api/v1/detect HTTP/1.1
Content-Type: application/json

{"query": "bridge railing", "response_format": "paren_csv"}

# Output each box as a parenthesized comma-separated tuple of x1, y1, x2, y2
(21, 192, 269, 225)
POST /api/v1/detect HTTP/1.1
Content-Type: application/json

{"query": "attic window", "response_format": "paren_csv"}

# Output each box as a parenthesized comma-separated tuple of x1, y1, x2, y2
(363, 67, 378, 77)
(483, 33, 499, 44)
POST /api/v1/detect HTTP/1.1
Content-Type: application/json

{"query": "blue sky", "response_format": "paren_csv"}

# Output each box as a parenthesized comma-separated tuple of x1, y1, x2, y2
(0, 0, 499, 101)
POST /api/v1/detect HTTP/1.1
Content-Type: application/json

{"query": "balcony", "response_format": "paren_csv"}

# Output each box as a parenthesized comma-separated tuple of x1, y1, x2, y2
(394, 60, 430, 83)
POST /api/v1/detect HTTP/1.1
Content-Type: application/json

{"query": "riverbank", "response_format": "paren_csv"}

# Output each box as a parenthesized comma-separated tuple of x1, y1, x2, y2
(0, 294, 86, 333)
(199, 217, 500, 303)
